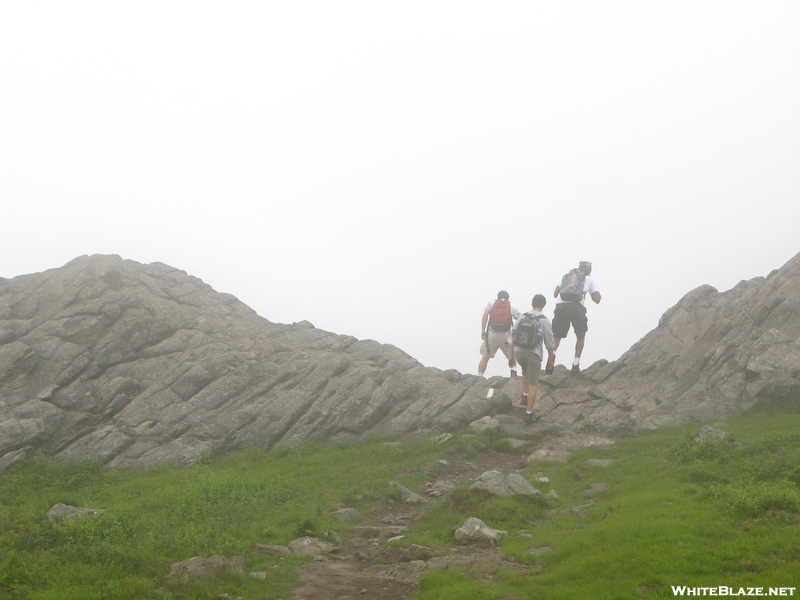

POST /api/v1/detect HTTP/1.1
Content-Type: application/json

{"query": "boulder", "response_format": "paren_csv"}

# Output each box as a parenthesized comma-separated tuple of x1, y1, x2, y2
(391, 482, 428, 505)
(426, 480, 455, 497)
(46, 503, 104, 520)
(169, 555, 247, 580)
(453, 517, 507, 545)
(288, 536, 334, 556)
(470, 471, 541, 497)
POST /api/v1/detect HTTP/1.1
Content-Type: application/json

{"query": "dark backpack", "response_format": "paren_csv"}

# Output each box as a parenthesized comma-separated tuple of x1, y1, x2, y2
(488, 299, 513, 332)
(513, 313, 544, 350)
(559, 270, 586, 302)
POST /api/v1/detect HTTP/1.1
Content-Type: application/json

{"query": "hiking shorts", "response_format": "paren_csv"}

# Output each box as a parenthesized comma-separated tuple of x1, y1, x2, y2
(480, 330, 512, 359)
(515, 351, 542, 385)
(552, 303, 588, 339)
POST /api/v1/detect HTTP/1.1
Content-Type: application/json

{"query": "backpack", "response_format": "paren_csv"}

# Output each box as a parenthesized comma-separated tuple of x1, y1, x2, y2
(513, 313, 544, 350)
(559, 269, 586, 302)
(488, 299, 513, 332)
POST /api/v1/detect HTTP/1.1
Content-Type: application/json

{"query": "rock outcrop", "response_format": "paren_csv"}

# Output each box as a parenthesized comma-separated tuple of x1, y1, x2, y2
(499, 252, 800, 440)
(1, 252, 799, 470)
(0, 255, 506, 469)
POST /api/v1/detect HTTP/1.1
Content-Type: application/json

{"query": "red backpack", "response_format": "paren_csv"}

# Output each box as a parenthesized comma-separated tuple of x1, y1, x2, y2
(489, 299, 513, 332)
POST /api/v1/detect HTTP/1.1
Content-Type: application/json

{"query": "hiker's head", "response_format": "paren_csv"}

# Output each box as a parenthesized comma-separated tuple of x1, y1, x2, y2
(497, 290, 509, 301)
(578, 261, 592, 275)
(532, 294, 546, 309)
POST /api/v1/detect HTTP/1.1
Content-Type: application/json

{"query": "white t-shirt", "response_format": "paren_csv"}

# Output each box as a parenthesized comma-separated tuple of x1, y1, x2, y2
(554, 275, 600, 306)
(485, 300, 521, 332)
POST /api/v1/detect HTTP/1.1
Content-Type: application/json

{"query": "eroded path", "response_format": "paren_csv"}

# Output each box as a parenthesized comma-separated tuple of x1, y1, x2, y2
(288, 451, 537, 600)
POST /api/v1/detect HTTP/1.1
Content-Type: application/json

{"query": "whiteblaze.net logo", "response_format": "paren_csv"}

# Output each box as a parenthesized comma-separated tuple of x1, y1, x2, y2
(671, 587, 796, 597)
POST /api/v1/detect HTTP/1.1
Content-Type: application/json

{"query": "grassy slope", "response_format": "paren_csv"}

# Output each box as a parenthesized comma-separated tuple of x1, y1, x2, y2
(1, 399, 799, 599)
(417, 400, 800, 599)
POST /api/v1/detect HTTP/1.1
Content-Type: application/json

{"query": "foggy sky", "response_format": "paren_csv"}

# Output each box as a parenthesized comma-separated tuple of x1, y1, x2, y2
(1, 2, 798, 378)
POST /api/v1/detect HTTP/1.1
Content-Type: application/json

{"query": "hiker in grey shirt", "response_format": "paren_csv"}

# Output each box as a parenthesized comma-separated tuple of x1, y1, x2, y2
(509, 294, 555, 424)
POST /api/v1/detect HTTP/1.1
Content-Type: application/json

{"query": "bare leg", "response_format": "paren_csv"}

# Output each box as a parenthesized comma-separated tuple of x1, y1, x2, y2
(478, 355, 489, 375)
(526, 384, 537, 412)
(575, 337, 585, 359)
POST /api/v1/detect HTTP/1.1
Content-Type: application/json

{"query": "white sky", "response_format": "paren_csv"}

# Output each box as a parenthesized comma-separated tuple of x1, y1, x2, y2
(1, 2, 798, 378)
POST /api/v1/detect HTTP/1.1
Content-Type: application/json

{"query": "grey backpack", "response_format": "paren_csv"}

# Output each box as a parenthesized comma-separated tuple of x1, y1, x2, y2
(559, 270, 586, 302)
(513, 314, 544, 350)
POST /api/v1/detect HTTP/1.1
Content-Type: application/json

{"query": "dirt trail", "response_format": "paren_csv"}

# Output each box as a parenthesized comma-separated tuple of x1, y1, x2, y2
(288, 451, 534, 600)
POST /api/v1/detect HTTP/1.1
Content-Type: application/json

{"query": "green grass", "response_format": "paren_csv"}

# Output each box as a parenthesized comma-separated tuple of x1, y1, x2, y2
(1, 398, 799, 599)
(414, 398, 800, 599)
(0, 438, 447, 599)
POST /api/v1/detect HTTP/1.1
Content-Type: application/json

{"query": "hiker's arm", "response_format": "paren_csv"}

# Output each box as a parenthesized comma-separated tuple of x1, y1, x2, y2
(481, 308, 490, 339)
(508, 343, 516, 368)
(543, 320, 555, 351)
(591, 291, 601, 304)
(553, 285, 561, 298)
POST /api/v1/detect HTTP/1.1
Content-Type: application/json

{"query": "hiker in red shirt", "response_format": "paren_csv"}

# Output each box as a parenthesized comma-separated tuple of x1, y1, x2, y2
(479, 290, 521, 377)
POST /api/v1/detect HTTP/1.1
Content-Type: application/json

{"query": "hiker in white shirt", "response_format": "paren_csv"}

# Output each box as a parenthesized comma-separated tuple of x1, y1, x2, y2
(550, 261, 601, 375)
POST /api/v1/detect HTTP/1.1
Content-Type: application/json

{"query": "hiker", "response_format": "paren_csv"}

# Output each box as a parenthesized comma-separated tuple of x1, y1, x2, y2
(479, 290, 521, 377)
(550, 260, 601, 375)
(509, 294, 555, 424)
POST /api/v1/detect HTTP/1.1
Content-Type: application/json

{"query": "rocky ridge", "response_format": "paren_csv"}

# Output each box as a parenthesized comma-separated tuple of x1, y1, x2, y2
(1, 252, 799, 470)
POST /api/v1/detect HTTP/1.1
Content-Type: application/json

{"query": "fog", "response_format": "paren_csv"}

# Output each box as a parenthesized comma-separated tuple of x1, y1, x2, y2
(1, 2, 798, 377)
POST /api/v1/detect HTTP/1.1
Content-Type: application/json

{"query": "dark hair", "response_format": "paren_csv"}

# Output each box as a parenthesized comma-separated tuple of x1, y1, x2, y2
(497, 290, 509, 300)
(532, 294, 547, 308)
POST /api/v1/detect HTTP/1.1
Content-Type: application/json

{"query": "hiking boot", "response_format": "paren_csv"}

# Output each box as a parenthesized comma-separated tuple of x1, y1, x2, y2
(520, 394, 528, 406)
(545, 355, 555, 375)
(571, 364, 581, 375)
(524, 412, 535, 424)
